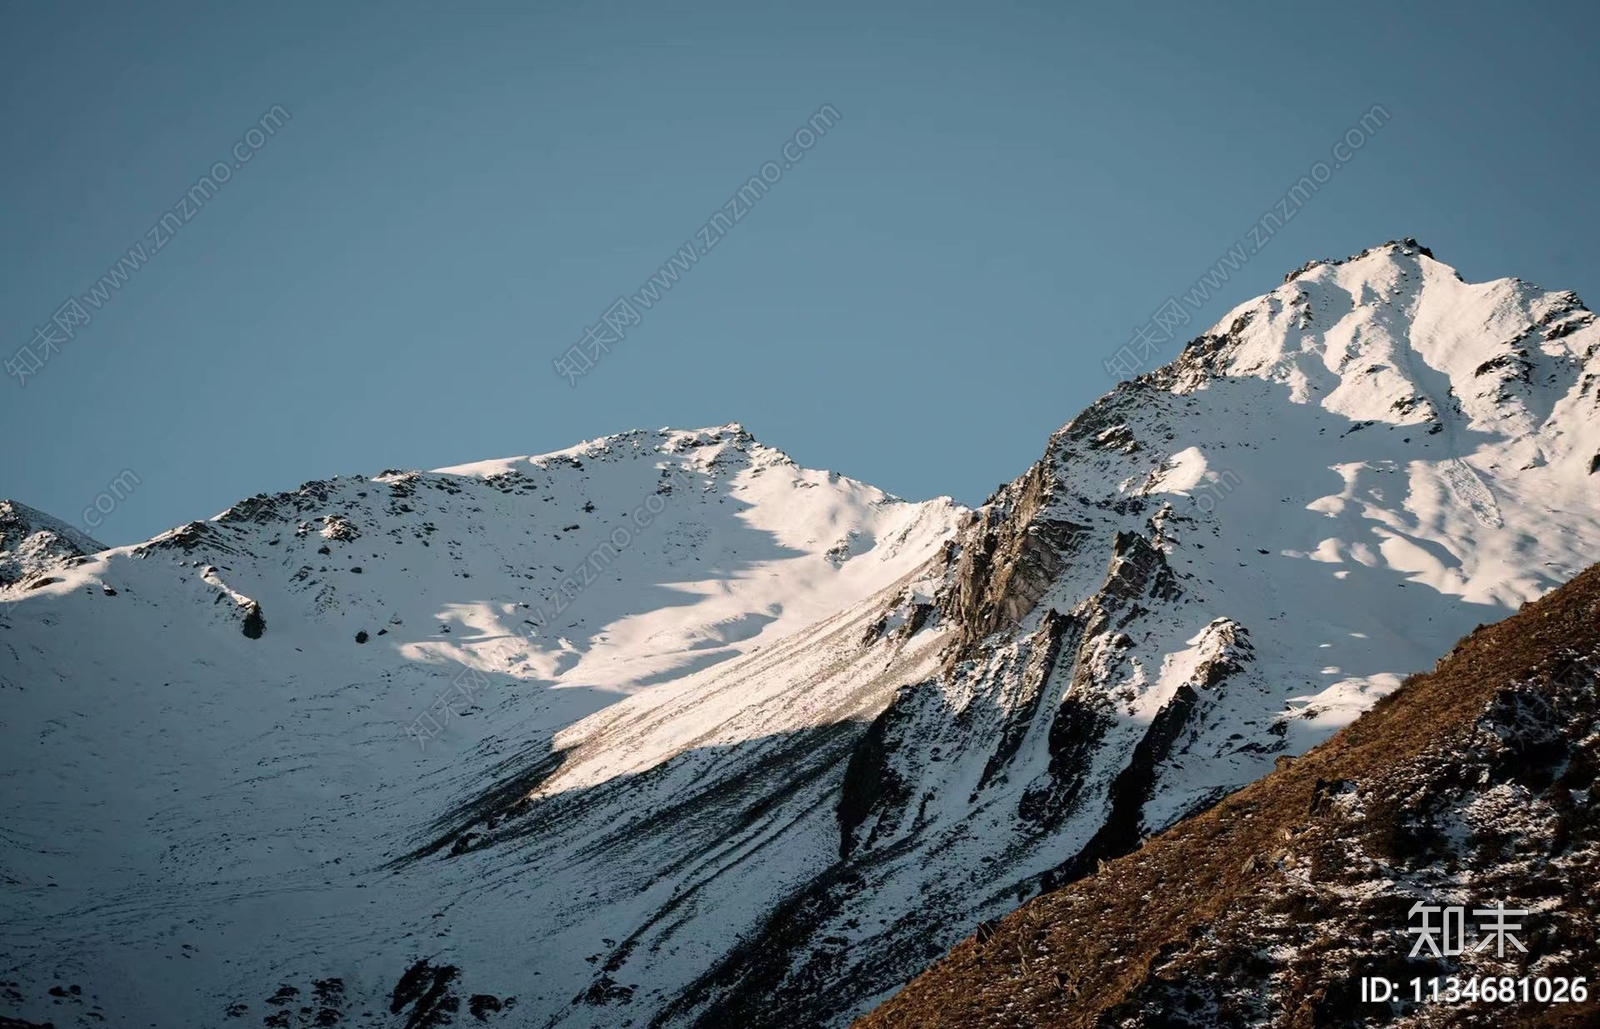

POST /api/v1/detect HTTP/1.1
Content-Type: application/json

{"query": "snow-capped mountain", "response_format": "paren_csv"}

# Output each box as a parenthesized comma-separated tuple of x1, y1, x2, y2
(2, 241, 1598, 1029)
(688, 239, 1600, 1026)
(0, 426, 964, 1028)
(0, 500, 105, 591)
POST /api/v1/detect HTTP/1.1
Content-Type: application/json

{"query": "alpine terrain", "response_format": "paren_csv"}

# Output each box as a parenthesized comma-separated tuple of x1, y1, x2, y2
(857, 561, 1600, 1029)
(2, 240, 1598, 1028)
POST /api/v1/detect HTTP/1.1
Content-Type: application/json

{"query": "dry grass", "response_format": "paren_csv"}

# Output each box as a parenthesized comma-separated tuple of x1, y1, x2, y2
(857, 564, 1600, 1029)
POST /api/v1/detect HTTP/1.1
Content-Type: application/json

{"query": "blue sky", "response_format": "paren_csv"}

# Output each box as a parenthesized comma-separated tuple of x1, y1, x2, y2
(3, 0, 1597, 544)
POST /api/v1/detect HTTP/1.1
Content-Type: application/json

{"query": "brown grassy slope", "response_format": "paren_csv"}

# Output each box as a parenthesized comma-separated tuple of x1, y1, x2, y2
(857, 564, 1600, 1029)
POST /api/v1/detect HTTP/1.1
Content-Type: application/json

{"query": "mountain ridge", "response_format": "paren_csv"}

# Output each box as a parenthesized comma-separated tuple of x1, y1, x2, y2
(2, 241, 1598, 1028)
(857, 561, 1600, 1029)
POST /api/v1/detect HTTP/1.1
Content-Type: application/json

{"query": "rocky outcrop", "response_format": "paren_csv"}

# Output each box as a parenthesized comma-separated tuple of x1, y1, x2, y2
(241, 600, 265, 639)
(941, 462, 1088, 666)
(1041, 680, 1203, 890)
(838, 696, 915, 859)
(977, 608, 1081, 797)
(390, 959, 461, 1029)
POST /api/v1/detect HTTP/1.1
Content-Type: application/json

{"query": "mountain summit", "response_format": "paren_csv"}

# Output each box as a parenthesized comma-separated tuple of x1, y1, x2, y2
(0, 499, 105, 591)
(1, 243, 1597, 1029)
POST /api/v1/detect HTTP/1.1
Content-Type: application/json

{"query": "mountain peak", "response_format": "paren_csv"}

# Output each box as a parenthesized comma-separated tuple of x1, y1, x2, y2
(1281, 236, 1437, 285)
(430, 422, 786, 483)
(0, 499, 105, 591)
(1150, 240, 1600, 468)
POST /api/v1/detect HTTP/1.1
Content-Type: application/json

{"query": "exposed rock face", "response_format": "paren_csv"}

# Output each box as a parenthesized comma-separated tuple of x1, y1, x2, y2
(240, 600, 265, 638)
(390, 959, 461, 1029)
(943, 462, 1086, 664)
(837, 698, 914, 859)
(857, 563, 1600, 1029)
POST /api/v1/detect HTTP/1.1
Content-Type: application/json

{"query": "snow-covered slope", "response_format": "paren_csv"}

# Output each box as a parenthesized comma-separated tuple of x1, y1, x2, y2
(3, 241, 1598, 1029)
(0, 425, 963, 1027)
(586, 240, 1600, 1027)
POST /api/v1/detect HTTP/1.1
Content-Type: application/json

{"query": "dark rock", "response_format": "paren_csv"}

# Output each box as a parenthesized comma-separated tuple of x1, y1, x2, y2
(389, 959, 461, 1029)
(983, 608, 1081, 800)
(1044, 681, 1205, 890)
(838, 694, 914, 859)
(942, 459, 1089, 665)
(468, 994, 503, 1021)
(241, 601, 265, 639)
(266, 985, 299, 1006)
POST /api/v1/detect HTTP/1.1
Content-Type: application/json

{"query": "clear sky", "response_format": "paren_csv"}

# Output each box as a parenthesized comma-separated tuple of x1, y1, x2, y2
(3, 0, 1597, 545)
